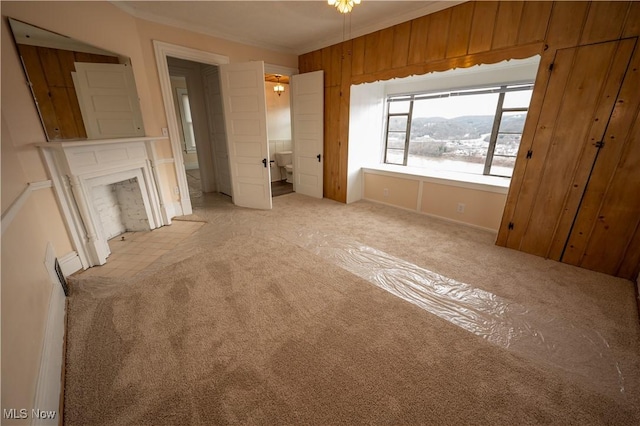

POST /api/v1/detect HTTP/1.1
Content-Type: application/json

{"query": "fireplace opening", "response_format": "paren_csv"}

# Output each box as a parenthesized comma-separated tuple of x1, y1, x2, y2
(91, 177, 150, 243)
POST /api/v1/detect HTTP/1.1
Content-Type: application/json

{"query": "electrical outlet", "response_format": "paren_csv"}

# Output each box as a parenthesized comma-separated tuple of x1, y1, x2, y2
(162, 127, 169, 136)
(383, 188, 389, 197)
(174, 186, 180, 195)
(457, 203, 465, 213)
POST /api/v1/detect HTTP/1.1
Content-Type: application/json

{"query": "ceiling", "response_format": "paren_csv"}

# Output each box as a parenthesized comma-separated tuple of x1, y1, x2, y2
(113, 1, 462, 56)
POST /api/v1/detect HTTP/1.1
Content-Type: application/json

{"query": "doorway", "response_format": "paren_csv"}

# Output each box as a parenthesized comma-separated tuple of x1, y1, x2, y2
(265, 73, 294, 197)
(154, 41, 316, 214)
(166, 57, 232, 209)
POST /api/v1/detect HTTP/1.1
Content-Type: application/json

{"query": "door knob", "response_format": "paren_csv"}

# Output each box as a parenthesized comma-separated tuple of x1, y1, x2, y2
(262, 158, 267, 168)
(317, 154, 322, 162)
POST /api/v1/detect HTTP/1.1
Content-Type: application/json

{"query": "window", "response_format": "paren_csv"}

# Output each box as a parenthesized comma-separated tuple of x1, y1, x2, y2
(176, 87, 197, 153)
(384, 84, 533, 178)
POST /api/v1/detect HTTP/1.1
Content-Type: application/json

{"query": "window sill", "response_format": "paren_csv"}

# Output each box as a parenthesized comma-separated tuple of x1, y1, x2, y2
(362, 164, 510, 194)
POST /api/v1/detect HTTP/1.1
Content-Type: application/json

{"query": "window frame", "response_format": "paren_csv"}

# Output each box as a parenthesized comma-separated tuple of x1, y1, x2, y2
(384, 83, 533, 178)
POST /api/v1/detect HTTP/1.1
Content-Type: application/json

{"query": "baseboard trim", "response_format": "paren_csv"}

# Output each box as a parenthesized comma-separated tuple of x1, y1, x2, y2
(58, 298, 69, 426)
(59, 252, 83, 276)
(33, 283, 66, 425)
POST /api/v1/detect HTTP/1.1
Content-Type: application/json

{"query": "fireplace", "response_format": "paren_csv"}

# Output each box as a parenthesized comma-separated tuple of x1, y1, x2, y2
(38, 137, 169, 268)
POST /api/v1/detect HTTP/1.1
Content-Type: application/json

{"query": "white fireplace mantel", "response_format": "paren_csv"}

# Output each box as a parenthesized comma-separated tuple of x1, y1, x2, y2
(38, 136, 170, 269)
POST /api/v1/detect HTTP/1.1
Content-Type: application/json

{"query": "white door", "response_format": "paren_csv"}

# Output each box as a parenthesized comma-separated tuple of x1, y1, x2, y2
(292, 70, 324, 198)
(203, 65, 232, 197)
(72, 62, 145, 139)
(219, 61, 272, 209)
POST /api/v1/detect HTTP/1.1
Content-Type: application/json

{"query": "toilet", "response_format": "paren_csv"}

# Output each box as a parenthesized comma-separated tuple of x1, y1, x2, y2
(275, 151, 293, 183)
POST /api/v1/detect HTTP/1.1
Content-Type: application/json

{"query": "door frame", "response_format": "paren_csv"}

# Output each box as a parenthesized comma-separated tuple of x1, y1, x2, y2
(153, 40, 230, 216)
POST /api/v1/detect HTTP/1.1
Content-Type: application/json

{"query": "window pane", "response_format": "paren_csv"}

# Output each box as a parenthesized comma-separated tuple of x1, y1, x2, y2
(503, 89, 533, 108)
(406, 93, 497, 174)
(490, 134, 521, 177)
(386, 132, 406, 149)
(490, 158, 516, 177)
(389, 116, 408, 131)
(498, 111, 527, 133)
(181, 94, 193, 123)
(386, 149, 405, 165)
(389, 100, 411, 114)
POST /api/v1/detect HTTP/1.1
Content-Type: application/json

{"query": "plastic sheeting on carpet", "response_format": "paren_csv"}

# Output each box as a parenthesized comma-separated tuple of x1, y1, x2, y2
(287, 230, 626, 399)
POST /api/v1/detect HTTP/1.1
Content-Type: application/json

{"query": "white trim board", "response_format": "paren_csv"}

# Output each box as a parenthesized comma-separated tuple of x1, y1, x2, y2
(34, 243, 67, 425)
(1, 180, 52, 236)
(59, 251, 83, 277)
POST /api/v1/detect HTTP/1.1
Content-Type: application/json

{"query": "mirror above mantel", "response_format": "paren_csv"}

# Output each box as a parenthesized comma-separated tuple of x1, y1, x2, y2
(8, 18, 146, 141)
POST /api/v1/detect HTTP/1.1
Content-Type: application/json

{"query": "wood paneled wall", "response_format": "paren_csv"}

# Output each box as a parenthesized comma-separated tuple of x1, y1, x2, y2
(299, 1, 640, 280)
(16, 45, 119, 140)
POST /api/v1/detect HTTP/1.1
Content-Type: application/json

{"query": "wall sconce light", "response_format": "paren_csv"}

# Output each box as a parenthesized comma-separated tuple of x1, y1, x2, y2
(273, 74, 285, 96)
(328, 0, 361, 14)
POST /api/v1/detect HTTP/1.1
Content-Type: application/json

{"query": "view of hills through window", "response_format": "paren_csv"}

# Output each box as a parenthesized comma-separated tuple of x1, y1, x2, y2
(385, 86, 533, 177)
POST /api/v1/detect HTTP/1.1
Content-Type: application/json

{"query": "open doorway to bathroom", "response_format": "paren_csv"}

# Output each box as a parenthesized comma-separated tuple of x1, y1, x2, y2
(265, 73, 294, 197)
(166, 59, 295, 207)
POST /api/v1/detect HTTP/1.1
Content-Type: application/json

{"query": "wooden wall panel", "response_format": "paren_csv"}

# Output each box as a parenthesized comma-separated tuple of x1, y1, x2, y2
(468, 1, 498, 54)
(38, 47, 65, 87)
(516, 1, 553, 45)
(446, 2, 474, 58)
(363, 31, 379, 75)
(623, 1, 640, 38)
(579, 111, 640, 277)
(491, 1, 524, 49)
(495, 51, 554, 247)
(545, 1, 590, 49)
(502, 48, 574, 248)
(18, 44, 62, 140)
(57, 50, 77, 87)
(299, 53, 313, 73)
(425, 8, 451, 62)
(351, 37, 365, 76)
(580, 1, 630, 45)
(321, 47, 332, 87)
(376, 28, 394, 72)
(391, 22, 412, 69)
(548, 39, 637, 260)
(407, 15, 429, 65)
(49, 87, 80, 138)
(324, 86, 342, 201)
(562, 46, 640, 272)
(518, 42, 620, 257)
(618, 220, 640, 280)
(341, 40, 353, 91)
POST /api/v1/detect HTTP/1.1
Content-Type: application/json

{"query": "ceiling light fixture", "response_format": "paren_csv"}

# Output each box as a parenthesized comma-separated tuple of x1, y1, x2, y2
(328, 0, 361, 14)
(273, 74, 285, 96)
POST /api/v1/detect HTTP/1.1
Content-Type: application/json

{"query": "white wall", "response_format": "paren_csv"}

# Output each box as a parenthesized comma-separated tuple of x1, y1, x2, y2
(347, 82, 386, 203)
(265, 81, 292, 140)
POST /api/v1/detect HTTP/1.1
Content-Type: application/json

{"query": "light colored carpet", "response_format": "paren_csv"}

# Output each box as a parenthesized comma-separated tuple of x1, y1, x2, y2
(65, 193, 640, 425)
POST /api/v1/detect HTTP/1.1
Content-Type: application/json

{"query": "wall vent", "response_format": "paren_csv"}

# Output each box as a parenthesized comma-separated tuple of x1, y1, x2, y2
(54, 258, 69, 296)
